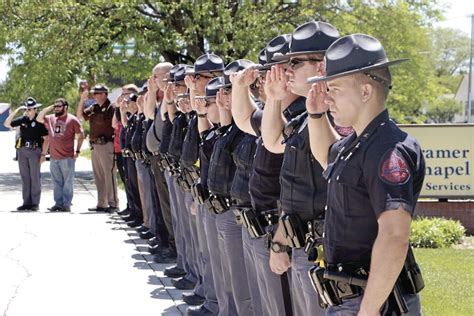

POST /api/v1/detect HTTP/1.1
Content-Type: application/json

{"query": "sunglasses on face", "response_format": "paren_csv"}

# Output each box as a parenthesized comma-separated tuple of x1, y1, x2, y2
(288, 58, 324, 70)
(174, 82, 186, 87)
(194, 73, 214, 80)
(26, 108, 35, 112)
(54, 104, 65, 108)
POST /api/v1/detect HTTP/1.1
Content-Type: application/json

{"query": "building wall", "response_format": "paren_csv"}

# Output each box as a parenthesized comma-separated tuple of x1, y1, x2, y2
(415, 201, 474, 234)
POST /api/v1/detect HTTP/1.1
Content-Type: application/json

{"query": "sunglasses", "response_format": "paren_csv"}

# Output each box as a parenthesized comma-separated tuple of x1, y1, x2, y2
(174, 82, 186, 87)
(194, 73, 214, 80)
(26, 108, 35, 112)
(54, 104, 65, 108)
(288, 58, 324, 70)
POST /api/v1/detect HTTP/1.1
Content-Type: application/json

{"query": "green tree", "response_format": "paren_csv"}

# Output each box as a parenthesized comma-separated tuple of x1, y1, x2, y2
(426, 96, 463, 123)
(0, 0, 444, 123)
(430, 27, 470, 77)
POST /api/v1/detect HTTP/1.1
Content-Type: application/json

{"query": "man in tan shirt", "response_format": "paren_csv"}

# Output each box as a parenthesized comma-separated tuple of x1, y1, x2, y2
(77, 84, 118, 212)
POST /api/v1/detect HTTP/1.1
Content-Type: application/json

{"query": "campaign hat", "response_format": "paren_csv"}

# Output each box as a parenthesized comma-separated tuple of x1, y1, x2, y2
(204, 77, 224, 99)
(273, 21, 339, 62)
(307, 34, 408, 84)
(217, 59, 255, 88)
(174, 65, 194, 82)
(24, 97, 41, 109)
(90, 84, 109, 94)
(254, 34, 291, 70)
(186, 53, 224, 75)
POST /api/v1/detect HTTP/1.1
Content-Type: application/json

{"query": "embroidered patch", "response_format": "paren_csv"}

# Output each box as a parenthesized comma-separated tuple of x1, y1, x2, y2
(379, 149, 410, 184)
(335, 126, 353, 137)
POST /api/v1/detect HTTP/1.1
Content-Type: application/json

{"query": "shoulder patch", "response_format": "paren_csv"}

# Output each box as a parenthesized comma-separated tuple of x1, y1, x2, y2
(379, 149, 410, 184)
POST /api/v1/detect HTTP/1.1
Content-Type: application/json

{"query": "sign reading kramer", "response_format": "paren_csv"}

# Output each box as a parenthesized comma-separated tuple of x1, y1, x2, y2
(400, 124, 474, 198)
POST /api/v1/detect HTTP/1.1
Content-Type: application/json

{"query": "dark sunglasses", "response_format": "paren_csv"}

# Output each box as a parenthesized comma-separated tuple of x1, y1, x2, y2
(194, 73, 214, 80)
(288, 58, 324, 70)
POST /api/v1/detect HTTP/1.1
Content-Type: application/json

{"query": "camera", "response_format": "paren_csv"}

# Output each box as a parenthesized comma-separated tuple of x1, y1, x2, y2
(127, 94, 138, 102)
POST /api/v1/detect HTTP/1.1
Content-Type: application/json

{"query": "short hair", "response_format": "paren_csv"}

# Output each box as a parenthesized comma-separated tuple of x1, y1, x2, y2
(356, 67, 392, 101)
(55, 98, 68, 107)
(153, 62, 174, 74)
(122, 84, 139, 94)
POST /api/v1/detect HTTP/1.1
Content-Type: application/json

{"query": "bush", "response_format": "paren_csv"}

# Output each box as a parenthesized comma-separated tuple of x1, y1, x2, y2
(410, 217, 465, 248)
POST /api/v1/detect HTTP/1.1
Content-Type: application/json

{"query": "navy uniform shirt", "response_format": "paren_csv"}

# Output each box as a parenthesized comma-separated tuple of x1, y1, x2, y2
(230, 133, 258, 205)
(180, 112, 200, 170)
(198, 125, 220, 191)
(248, 97, 307, 214)
(167, 111, 188, 162)
(11, 114, 48, 146)
(207, 123, 245, 198)
(279, 112, 327, 221)
(159, 113, 173, 155)
(323, 110, 425, 264)
(131, 113, 145, 153)
(124, 113, 137, 151)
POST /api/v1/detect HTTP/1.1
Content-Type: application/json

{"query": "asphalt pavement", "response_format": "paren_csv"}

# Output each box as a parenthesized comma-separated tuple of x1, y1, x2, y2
(0, 130, 189, 316)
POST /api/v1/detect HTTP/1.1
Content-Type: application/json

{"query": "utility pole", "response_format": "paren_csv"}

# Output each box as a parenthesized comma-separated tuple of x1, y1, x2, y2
(468, 14, 473, 123)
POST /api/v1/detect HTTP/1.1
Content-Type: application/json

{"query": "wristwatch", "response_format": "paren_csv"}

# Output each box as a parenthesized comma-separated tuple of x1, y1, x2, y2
(270, 241, 290, 253)
(75, 150, 80, 154)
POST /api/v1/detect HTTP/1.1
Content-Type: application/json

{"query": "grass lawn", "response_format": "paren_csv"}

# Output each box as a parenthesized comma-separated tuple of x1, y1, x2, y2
(414, 247, 474, 315)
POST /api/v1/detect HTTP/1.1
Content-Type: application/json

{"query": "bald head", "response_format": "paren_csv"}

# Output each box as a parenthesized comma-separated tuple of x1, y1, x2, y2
(153, 62, 173, 75)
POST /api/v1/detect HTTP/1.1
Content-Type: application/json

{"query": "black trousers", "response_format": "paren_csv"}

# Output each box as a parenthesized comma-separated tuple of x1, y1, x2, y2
(123, 156, 143, 220)
(149, 155, 175, 250)
(115, 153, 128, 207)
(148, 165, 170, 247)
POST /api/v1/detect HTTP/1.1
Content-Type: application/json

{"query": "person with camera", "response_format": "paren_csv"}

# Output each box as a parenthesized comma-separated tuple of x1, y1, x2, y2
(37, 98, 84, 212)
(306, 34, 425, 315)
(77, 84, 118, 213)
(4, 97, 49, 211)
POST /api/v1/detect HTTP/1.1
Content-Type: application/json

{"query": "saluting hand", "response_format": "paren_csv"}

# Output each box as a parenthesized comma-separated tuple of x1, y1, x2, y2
(216, 89, 230, 110)
(264, 65, 288, 101)
(79, 90, 89, 103)
(194, 98, 207, 115)
(164, 83, 176, 103)
(177, 98, 191, 113)
(16, 105, 27, 112)
(229, 68, 258, 88)
(184, 75, 197, 91)
(306, 82, 329, 114)
(148, 77, 158, 94)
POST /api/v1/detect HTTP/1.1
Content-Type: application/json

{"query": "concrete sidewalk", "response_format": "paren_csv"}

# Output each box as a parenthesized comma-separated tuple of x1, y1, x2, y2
(0, 131, 189, 316)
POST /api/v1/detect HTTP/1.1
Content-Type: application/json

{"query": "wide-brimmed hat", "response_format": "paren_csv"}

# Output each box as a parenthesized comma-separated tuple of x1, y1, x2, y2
(24, 97, 41, 109)
(272, 21, 340, 62)
(257, 48, 267, 66)
(90, 84, 109, 94)
(174, 65, 194, 82)
(254, 34, 291, 70)
(204, 77, 224, 99)
(138, 82, 148, 95)
(217, 59, 255, 88)
(186, 53, 224, 75)
(164, 64, 185, 82)
(307, 34, 408, 84)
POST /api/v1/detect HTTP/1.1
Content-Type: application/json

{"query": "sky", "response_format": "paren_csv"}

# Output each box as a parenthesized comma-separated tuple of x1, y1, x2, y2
(0, 0, 473, 84)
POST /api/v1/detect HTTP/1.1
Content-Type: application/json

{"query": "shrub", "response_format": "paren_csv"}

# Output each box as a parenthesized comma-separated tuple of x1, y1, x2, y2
(410, 217, 466, 248)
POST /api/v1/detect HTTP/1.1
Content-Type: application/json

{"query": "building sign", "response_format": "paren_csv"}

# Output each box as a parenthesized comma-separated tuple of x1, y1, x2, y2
(400, 124, 474, 198)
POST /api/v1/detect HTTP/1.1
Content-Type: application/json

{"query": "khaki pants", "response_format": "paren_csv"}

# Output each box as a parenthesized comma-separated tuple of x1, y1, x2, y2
(91, 142, 118, 208)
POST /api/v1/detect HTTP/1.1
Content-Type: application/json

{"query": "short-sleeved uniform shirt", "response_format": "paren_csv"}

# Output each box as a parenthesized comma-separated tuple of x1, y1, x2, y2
(44, 114, 83, 160)
(11, 115, 48, 147)
(146, 106, 162, 153)
(323, 110, 425, 264)
(180, 112, 200, 170)
(82, 99, 114, 142)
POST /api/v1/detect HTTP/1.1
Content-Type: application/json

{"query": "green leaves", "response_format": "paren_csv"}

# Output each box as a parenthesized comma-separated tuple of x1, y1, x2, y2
(0, 0, 447, 122)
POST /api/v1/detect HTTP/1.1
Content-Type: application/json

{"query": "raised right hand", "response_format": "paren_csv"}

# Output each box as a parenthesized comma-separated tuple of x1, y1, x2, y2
(230, 67, 258, 88)
(306, 82, 329, 114)
(264, 65, 288, 101)
(194, 98, 207, 115)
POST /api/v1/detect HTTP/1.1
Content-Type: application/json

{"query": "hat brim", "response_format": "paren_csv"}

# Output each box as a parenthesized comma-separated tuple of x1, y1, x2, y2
(307, 59, 408, 84)
(272, 50, 327, 62)
(27, 104, 42, 109)
(253, 60, 287, 70)
(186, 69, 224, 76)
(215, 83, 232, 89)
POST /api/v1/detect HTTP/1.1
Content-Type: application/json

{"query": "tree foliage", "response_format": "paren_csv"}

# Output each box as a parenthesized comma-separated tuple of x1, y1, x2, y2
(0, 0, 445, 123)
(426, 96, 463, 123)
(430, 27, 470, 77)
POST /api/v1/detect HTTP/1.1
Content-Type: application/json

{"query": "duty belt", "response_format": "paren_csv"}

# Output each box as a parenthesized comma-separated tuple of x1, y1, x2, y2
(204, 194, 233, 215)
(22, 141, 40, 149)
(90, 136, 112, 145)
(281, 213, 324, 249)
(240, 208, 279, 238)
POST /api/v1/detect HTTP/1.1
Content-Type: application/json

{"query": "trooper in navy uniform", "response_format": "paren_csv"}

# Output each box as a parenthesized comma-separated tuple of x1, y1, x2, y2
(189, 76, 227, 316)
(4, 97, 48, 211)
(231, 36, 299, 316)
(261, 21, 340, 316)
(306, 34, 425, 315)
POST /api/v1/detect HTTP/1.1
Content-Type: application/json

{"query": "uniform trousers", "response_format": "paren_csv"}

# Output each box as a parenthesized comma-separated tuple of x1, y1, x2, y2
(149, 155, 174, 250)
(291, 248, 325, 316)
(195, 205, 219, 314)
(149, 168, 169, 246)
(241, 226, 264, 316)
(215, 210, 253, 316)
(164, 172, 186, 271)
(175, 190, 198, 284)
(135, 160, 151, 227)
(17, 147, 42, 206)
(326, 293, 421, 316)
(123, 157, 142, 220)
(182, 191, 205, 298)
(202, 208, 229, 315)
(91, 142, 118, 208)
(50, 157, 75, 208)
(246, 228, 292, 316)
